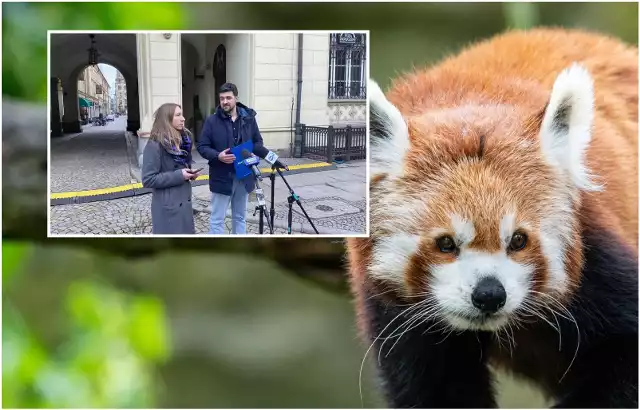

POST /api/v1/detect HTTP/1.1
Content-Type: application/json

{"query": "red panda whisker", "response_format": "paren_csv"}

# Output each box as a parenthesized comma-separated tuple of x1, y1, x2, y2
(527, 291, 582, 383)
(380, 303, 443, 351)
(434, 325, 456, 345)
(520, 294, 582, 379)
(358, 302, 430, 407)
(506, 323, 517, 357)
(383, 305, 441, 343)
(358, 337, 377, 407)
(385, 308, 444, 358)
(518, 301, 561, 335)
(393, 294, 438, 308)
(372, 300, 435, 379)
(365, 288, 397, 301)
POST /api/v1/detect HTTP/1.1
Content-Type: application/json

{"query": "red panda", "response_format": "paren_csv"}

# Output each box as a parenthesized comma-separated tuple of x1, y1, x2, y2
(347, 28, 638, 408)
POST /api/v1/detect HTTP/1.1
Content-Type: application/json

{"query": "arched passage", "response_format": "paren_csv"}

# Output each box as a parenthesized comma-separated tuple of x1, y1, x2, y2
(50, 33, 139, 135)
(181, 34, 229, 141)
(74, 63, 118, 124)
(181, 33, 231, 141)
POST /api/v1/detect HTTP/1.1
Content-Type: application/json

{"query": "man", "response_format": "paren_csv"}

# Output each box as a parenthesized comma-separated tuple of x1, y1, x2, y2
(197, 83, 279, 234)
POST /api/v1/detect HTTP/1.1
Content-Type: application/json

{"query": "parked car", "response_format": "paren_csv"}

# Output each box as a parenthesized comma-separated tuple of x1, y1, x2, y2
(106, 114, 115, 121)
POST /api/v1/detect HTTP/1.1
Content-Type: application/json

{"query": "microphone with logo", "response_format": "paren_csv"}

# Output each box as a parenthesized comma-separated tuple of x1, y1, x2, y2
(241, 149, 262, 181)
(240, 149, 271, 233)
(263, 150, 289, 171)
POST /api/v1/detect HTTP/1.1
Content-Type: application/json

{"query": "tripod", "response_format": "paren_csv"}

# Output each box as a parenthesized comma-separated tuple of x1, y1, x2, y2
(252, 176, 273, 234)
(268, 165, 319, 235)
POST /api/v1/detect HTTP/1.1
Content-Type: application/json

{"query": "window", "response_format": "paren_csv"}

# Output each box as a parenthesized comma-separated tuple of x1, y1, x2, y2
(328, 33, 366, 100)
(79, 70, 85, 81)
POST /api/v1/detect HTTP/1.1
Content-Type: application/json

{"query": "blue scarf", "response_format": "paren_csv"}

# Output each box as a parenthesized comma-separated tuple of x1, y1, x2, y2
(165, 131, 192, 168)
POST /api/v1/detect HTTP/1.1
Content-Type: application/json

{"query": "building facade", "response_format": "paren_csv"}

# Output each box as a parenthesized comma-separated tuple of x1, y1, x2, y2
(115, 70, 128, 115)
(50, 32, 367, 163)
(134, 32, 367, 166)
(77, 65, 111, 122)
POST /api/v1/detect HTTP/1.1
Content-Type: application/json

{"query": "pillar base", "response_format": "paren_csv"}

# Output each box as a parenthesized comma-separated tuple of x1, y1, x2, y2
(50, 122, 64, 138)
(136, 130, 151, 169)
(63, 121, 82, 134)
(127, 119, 140, 133)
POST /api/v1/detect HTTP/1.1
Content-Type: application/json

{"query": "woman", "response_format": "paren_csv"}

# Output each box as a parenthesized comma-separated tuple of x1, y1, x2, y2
(142, 103, 200, 234)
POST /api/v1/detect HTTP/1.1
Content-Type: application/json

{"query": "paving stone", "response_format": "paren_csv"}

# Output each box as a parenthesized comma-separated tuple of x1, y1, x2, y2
(50, 132, 368, 235)
(50, 118, 132, 193)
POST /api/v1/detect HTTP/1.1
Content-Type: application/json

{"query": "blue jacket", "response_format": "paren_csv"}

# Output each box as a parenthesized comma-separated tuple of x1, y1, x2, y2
(196, 103, 269, 196)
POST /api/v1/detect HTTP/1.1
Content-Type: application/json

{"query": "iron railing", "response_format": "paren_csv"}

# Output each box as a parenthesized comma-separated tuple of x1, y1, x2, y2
(300, 124, 366, 163)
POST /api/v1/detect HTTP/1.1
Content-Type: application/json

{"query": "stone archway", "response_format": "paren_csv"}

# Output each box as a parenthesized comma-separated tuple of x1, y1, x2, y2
(50, 33, 139, 135)
(65, 60, 138, 133)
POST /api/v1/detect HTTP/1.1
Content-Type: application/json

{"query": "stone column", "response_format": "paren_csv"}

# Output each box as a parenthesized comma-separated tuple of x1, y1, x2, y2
(62, 77, 81, 134)
(50, 78, 63, 138)
(136, 32, 182, 167)
(125, 75, 140, 133)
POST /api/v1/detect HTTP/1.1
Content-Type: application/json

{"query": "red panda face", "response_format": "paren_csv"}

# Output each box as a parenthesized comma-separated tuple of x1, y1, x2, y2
(367, 64, 597, 331)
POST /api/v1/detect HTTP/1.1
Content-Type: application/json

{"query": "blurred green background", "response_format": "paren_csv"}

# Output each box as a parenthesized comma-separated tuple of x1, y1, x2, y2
(3, 2, 637, 408)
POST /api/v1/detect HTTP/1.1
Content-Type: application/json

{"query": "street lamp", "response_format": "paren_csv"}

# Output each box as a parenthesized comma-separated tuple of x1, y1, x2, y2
(88, 34, 99, 66)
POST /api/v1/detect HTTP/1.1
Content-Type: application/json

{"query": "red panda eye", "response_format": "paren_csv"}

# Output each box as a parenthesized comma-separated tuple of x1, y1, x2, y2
(436, 236, 457, 253)
(509, 232, 527, 251)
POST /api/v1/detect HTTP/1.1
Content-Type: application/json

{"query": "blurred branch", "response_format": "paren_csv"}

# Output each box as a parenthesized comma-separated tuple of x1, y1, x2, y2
(503, 2, 539, 30)
(3, 100, 49, 239)
(2, 98, 349, 292)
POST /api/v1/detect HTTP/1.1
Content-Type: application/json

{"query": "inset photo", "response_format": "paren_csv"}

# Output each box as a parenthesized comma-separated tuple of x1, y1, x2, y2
(48, 30, 369, 237)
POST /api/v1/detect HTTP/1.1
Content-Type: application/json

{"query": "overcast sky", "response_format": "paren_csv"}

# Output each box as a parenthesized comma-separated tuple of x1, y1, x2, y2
(98, 63, 117, 91)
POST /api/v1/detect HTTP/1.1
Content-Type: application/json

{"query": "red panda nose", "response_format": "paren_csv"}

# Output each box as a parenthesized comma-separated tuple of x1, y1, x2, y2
(471, 277, 507, 314)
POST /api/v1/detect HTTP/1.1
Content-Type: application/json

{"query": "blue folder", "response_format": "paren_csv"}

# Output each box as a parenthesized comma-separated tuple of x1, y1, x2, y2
(231, 140, 254, 180)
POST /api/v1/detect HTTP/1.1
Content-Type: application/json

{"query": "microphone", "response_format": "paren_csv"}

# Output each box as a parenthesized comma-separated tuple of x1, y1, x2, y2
(263, 150, 289, 171)
(241, 149, 262, 181)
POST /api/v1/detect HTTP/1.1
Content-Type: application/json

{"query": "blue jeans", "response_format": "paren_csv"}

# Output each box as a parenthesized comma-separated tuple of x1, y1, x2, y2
(209, 178, 249, 234)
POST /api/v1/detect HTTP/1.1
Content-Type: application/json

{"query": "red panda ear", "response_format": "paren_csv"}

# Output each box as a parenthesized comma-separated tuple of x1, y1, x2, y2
(369, 79, 410, 178)
(539, 63, 602, 192)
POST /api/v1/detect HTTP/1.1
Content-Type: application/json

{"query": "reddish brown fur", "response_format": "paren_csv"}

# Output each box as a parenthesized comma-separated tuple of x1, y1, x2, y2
(348, 27, 637, 335)
(389, 28, 638, 246)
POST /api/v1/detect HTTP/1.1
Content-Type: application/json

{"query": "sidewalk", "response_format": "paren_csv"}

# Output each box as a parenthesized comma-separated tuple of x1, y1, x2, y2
(51, 136, 341, 205)
(127, 145, 336, 183)
(192, 160, 367, 235)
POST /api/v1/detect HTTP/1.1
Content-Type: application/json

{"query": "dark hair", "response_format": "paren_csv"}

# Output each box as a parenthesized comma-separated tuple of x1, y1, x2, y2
(219, 82, 238, 96)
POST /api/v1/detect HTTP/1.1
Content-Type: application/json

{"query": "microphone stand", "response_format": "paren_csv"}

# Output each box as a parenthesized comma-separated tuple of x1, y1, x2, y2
(269, 171, 276, 233)
(252, 176, 272, 234)
(271, 165, 319, 235)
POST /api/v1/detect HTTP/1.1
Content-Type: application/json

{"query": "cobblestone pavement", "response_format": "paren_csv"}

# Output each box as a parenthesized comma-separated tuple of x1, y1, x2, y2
(50, 194, 305, 235)
(49, 157, 368, 236)
(192, 161, 368, 235)
(50, 117, 132, 193)
(193, 194, 366, 235)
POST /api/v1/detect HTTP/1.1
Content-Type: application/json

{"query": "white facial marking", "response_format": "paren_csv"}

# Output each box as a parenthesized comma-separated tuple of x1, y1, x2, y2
(539, 230, 567, 292)
(428, 250, 532, 331)
(371, 190, 428, 242)
(499, 213, 516, 248)
(539, 197, 573, 293)
(539, 63, 602, 192)
(369, 233, 421, 286)
(450, 214, 475, 246)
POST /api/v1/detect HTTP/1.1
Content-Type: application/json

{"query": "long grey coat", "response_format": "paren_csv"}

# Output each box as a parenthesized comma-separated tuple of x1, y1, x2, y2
(141, 140, 195, 234)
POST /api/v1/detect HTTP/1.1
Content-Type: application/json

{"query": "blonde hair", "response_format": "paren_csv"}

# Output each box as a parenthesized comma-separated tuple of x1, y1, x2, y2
(150, 103, 192, 152)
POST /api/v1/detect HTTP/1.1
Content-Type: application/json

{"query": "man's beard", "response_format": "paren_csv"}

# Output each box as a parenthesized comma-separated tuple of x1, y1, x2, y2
(223, 104, 234, 113)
